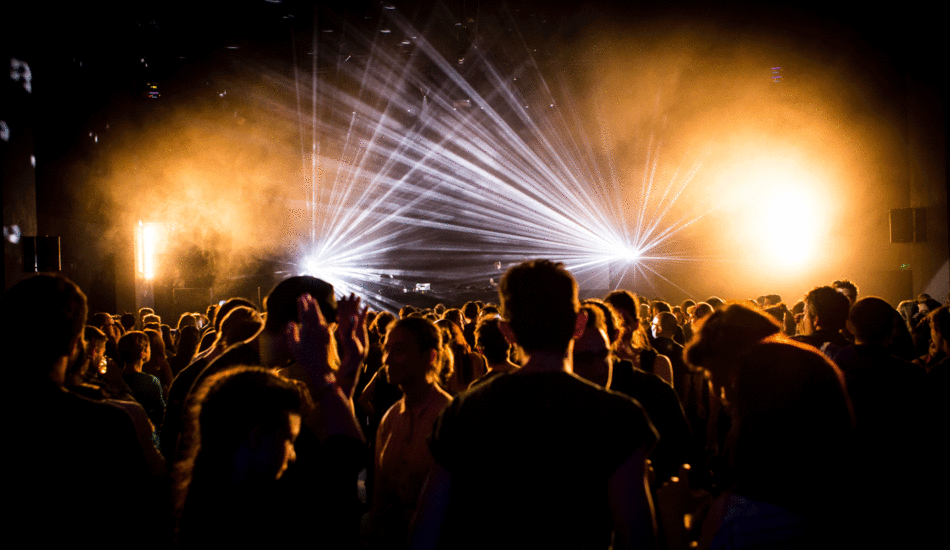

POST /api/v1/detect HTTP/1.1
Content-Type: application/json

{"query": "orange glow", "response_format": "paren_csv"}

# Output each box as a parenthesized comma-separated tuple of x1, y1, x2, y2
(136, 221, 161, 280)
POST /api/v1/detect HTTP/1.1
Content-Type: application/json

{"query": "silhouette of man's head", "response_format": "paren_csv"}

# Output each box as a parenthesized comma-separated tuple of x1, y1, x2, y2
(500, 260, 578, 355)
(2, 274, 87, 383)
(263, 276, 336, 334)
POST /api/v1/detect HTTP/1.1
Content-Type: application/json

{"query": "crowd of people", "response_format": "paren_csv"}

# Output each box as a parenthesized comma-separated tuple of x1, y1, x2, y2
(4, 264, 947, 549)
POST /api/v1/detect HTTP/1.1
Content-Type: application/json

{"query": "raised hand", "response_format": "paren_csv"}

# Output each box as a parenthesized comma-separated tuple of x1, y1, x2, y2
(336, 293, 369, 397)
(286, 293, 333, 389)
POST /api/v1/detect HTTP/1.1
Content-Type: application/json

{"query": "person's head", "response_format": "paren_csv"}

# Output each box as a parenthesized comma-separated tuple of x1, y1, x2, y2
(706, 296, 725, 310)
(142, 314, 161, 327)
(604, 290, 638, 335)
(90, 312, 119, 342)
(930, 306, 950, 355)
(370, 310, 396, 342)
(264, 277, 335, 334)
(441, 308, 464, 328)
(384, 317, 442, 387)
(462, 301, 480, 323)
(176, 325, 201, 359)
(500, 260, 579, 355)
(896, 300, 918, 326)
(145, 328, 165, 359)
(137, 307, 154, 326)
(651, 300, 672, 319)
(475, 315, 510, 364)
(847, 297, 898, 346)
(2, 274, 88, 385)
(261, 277, 336, 366)
(685, 301, 782, 392)
(177, 313, 198, 331)
(832, 279, 859, 305)
(918, 298, 942, 316)
(652, 311, 678, 339)
(690, 302, 714, 331)
(729, 339, 853, 510)
(436, 318, 468, 350)
(582, 299, 623, 346)
(83, 325, 108, 375)
(573, 305, 613, 388)
(120, 312, 136, 332)
(217, 306, 263, 348)
(803, 286, 850, 335)
(182, 366, 308, 490)
(118, 331, 150, 366)
(213, 298, 257, 333)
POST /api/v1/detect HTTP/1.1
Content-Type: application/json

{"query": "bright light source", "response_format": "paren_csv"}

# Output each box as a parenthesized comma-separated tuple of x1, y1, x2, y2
(137, 221, 161, 281)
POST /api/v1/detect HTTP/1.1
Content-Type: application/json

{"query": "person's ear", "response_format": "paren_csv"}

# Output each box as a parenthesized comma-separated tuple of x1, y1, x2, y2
(573, 310, 588, 340)
(500, 320, 516, 345)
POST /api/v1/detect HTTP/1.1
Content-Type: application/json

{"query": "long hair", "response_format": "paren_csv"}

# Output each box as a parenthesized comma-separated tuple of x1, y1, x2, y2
(173, 367, 309, 537)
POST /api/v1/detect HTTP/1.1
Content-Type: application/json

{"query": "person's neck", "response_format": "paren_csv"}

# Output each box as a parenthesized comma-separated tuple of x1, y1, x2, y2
(129, 360, 144, 373)
(517, 348, 572, 374)
(401, 377, 437, 408)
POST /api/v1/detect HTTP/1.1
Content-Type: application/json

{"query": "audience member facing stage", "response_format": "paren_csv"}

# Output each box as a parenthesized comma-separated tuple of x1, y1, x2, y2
(574, 304, 694, 485)
(119, 330, 166, 434)
(793, 285, 851, 359)
(3, 274, 155, 546)
(415, 260, 658, 550)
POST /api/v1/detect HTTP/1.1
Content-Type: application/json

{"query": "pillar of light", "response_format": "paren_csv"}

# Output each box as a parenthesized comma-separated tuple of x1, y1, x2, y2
(137, 221, 160, 281)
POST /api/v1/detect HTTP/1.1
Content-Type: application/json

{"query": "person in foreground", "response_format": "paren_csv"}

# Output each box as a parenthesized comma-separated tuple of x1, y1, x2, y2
(412, 259, 658, 550)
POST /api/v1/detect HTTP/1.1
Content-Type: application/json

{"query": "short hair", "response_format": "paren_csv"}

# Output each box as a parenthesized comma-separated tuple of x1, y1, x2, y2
(118, 331, 150, 365)
(264, 276, 336, 333)
(2, 274, 88, 374)
(475, 316, 510, 364)
(848, 297, 898, 345)
(120, 313, 136, 332)
(500, 260, 578, 354)
(832, 279, 859, 297)
(656, 311, 678, 334)
(143, 314, 161, 326)
(84, 325, 107, 348)
(90, 312, 114, 330)
(462, 301, 480, 322)
(804, 286, 851, 331)
(692, 302, 713, 322)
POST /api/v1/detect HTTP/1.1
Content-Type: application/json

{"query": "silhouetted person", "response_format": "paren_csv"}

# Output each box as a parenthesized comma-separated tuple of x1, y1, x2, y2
(415, 260, 658, 549)
(3, 274, 155, 546)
